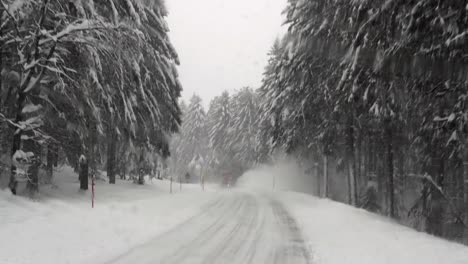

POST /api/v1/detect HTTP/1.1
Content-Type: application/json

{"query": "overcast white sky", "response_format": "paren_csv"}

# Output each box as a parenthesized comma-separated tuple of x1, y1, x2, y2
(166, 0, 287, 107)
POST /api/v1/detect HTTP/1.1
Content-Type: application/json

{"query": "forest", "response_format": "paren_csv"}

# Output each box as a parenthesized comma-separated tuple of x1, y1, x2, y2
(257, 0, 468, 243)
(1, 0, 468, 245)
(0, 0, 181, 193)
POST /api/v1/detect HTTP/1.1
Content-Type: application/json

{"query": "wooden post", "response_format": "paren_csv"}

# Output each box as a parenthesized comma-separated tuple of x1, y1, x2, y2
(180, 177, 182, 191)
(170, 176, 173, 194)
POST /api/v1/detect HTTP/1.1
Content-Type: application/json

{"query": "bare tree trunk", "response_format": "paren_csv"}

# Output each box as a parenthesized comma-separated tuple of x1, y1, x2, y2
(346, 114, 357, 206)
(23, 138, 40, 194)
(79, 156, 88, 190)
(87, 121, 97, 178)
(9, 92, 26, 195)
(426, 152, 445, 236)
(462, 147, 468, 242)
(46, 143, 57, 183)
(120, 163, 126, 180)
(8, 1, 50, 194)
(137, 152, 145, 185)
(464, 147, 468, 226)
(384, 119, 395, 218)
(323, 155, 328, 198)
(107, 129, 116, 184)
(364, 135, 370, 182)
(356, 130, 362, 194)
(315, 162, 320, 196)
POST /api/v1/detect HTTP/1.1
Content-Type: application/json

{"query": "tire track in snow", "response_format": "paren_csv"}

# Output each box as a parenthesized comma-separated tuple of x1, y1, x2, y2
(160, 194, 246, 264)
(205, 193, 259, 264)
(106, 191, 313, 264)
(105, 194, 237, 264)
(271, 198, 313, 264)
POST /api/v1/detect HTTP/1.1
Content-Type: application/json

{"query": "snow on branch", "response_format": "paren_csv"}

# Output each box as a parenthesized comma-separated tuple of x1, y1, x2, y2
(38, 20, 113, 46)
(445, 30, 468, 47)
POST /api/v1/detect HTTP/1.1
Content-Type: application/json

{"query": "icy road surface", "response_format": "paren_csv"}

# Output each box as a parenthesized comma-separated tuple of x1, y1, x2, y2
(107, 191, 313, 264)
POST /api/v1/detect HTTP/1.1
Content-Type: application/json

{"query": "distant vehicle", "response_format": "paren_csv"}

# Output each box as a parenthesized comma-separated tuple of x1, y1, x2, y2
(222, 173, 232, 188)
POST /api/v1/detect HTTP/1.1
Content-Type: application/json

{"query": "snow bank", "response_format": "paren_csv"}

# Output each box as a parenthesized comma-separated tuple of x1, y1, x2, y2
(279, 192, 468, 264)
(0, 166, 216, 264)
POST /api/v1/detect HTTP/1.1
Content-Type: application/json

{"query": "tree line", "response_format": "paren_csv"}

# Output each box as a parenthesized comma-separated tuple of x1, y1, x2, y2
(256, 0, 468, 243)
(0, 0, 181, 194)
(168, 88, 259, 182)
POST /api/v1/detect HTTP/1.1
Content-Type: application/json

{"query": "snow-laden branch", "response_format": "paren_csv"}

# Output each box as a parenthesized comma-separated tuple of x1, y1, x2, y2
(445, 30, 468, 47)
(38, 20, 115, 46)
(0, 112, 56, 144)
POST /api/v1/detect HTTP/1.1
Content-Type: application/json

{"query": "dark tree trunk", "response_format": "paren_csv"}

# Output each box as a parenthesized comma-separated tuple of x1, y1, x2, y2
(120, 163, 126, 180)
(107, 129, 116, 184)
(376, 131, 385, 210)
(364, 135, 370, 182)
(356, 130, 362, 193)
(425, 146, 445, 236)
(384, 119, 395, 218)
(23, 138, 40, 194)
(464, 147, 468, 225)
(9, 92, 27, 195)
(315, 162, 320, 196)
(346, 113, 357, 206)
(138, 171, 144, 185)
(79, 156, 88, 190)
(46, 143, 57, 183)
(137, 153, 145, 185)
(87, 121, 97, 178)
(323, 155, 328, 198)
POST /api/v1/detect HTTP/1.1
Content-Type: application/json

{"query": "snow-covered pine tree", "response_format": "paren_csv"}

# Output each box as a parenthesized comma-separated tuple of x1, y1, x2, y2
(92, 0, 182, 184)
(229, 87, 259, 170)
(257, 0, 468, 241)
(0, 0, 118, 193)
(169, 95, 207, 181)
(206, 91, 233, 175)
(0, 0, 182, 192)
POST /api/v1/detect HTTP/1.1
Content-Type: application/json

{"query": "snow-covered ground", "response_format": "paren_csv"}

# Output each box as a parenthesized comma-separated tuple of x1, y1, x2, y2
(280, 192, 468, 264)
(1, 166, 468, 264)
(0, 166, 216, 264)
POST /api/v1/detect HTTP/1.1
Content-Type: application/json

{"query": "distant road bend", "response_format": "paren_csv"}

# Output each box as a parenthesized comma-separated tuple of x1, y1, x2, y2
(107, 191, 313, 264)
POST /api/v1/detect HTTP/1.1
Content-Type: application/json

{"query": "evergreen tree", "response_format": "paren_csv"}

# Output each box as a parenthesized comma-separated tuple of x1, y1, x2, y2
(0, 0, 182, 192)
(206, 91, 232, 174)
(229, 87, 259, 169)
(169, 95, 207, 180)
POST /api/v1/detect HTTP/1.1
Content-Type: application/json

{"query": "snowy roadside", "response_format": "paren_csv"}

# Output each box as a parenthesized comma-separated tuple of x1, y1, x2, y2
(0, 166, 218, 264)
(278, 192, 468, 264)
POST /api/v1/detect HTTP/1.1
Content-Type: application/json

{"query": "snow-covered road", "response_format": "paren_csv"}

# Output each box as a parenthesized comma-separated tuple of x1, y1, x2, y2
(107, 191, 312, 264)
